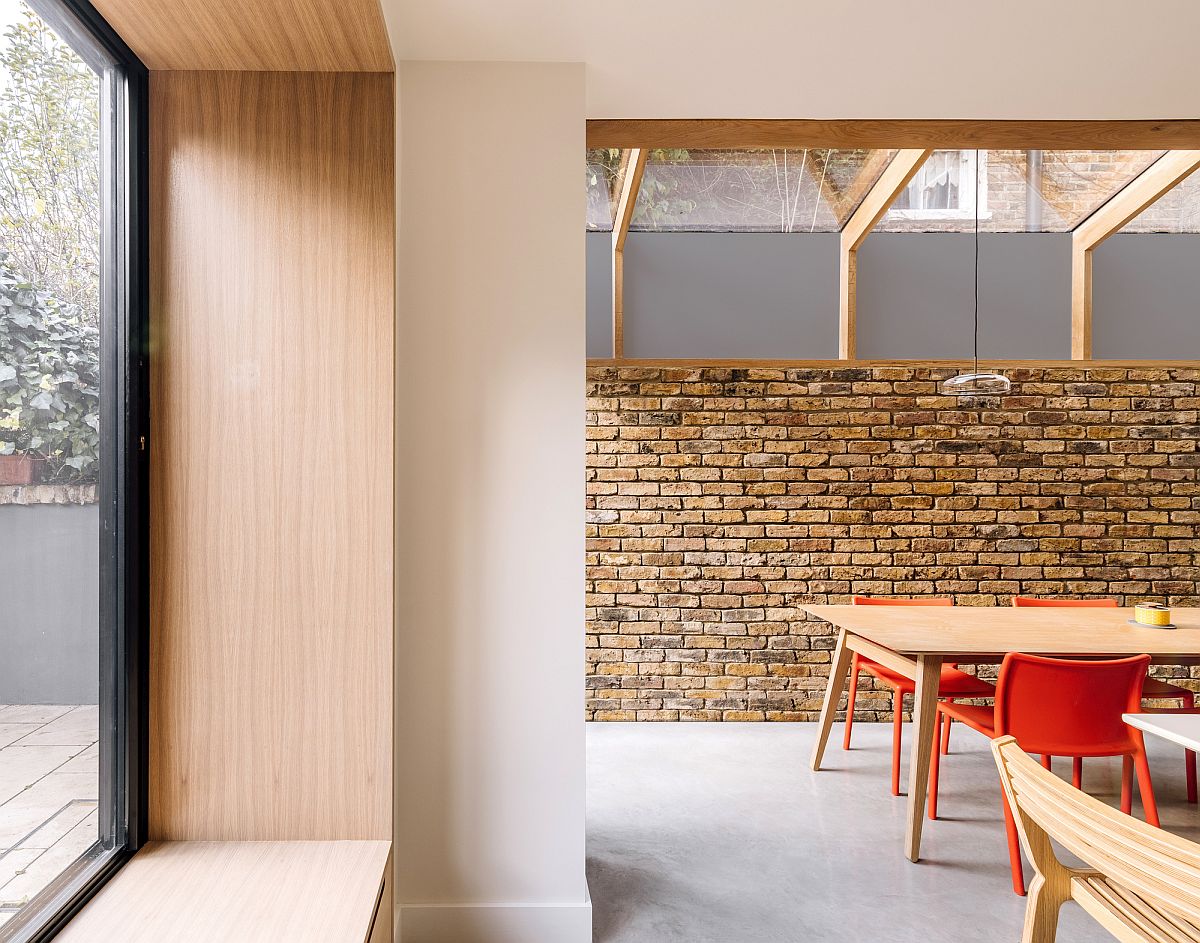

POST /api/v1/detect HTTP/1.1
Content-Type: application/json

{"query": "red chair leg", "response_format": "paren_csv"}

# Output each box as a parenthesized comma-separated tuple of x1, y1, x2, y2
(1121, 755, 1133, 815)
(842, 653, 861, 750)
(1001, 791, 1027, 897)
(1072, 756, 1083, 790)
(891, 689, 903, 797)
(929, 711, 942, 821)
(1134, 749, 1160, 828)
(1040, 754, 1052, 771)
(941, 714, 952, 755)
(1184, 691, 1197, 804)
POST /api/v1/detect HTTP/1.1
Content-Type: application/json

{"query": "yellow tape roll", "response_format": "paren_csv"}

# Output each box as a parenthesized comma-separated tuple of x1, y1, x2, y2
(1134, 603, 1171, 627)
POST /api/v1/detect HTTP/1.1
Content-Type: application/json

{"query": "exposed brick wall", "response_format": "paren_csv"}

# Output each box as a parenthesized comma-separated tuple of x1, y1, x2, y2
(585, 365, 1200, 722)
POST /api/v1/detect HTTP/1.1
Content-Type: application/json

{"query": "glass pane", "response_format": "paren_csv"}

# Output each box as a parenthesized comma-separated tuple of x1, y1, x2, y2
(630, 148, 896, 232)
(586, 147, 621, 231)
(879, 149, 1165, 232)
(1038, 150, 1165, 229)
(1120, 167, 1200, 232)
(0, 0, 103, 928)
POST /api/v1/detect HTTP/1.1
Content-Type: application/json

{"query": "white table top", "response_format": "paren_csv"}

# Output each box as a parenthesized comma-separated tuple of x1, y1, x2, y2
(1124, 713, 1200, 753)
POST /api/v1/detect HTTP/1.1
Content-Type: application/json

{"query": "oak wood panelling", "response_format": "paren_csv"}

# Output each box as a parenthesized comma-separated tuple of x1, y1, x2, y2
(55, 841, 391, 942)
(586, 119, 1200, 150)
(149, 71, 393, 840)
(90, 0, 393, 71)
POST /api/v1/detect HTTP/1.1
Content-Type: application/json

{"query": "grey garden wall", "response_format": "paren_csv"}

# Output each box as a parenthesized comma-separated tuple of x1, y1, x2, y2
(586, 232, 613, 358)
(0, 504, 98, 704)
(587, 230, 1196, 360)
(620, 232, 839, 359)
(855, 233, 1072, 360)
(1093, 234, 1200, 359)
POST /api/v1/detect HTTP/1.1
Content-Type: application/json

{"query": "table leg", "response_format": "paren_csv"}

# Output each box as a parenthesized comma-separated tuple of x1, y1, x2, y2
(905, 654, 943, 863)
(810, 628, 853, 771)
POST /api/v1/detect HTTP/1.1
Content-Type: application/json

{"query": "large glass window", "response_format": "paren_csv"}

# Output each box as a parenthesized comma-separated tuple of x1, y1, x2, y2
(0, 0, 146, 938)
(879, 149, 1166, 232)
(624, 148, 898, 232)
(1120, 167, 1200, 232)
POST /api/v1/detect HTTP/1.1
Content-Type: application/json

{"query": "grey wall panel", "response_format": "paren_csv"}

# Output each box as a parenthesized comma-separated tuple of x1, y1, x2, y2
(621, 232, 839, 359)
(586, 231, 613, 358)
(0, 504, 98, 704)
(1093, 235, 1200, 360)
(586, 230, 1200, 361)
(855, 233, 1072, 360)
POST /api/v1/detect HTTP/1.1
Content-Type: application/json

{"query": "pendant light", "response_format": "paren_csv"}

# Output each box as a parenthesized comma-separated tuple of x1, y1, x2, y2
(940, 149, 1011, 396)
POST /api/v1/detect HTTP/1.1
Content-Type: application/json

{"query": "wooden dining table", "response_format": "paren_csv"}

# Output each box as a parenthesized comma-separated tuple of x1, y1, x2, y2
(802, 604, 1200, 863)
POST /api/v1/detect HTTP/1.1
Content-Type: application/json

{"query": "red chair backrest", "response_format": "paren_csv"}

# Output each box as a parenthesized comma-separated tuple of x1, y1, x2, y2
(994, 652, 1149, 755)
(852, 596, 953, 606)
(1011, 596, 1118, 608)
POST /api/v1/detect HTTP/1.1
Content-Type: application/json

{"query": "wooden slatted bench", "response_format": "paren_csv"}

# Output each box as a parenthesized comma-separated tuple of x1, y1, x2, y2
(993, 735, 1200, 943)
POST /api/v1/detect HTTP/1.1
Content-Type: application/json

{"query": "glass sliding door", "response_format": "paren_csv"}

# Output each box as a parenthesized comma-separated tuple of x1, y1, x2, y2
(0, 0, 145, 939)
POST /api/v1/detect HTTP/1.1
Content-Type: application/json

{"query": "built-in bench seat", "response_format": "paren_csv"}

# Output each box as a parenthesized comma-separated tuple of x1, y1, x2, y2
(55, 840, 391, 942)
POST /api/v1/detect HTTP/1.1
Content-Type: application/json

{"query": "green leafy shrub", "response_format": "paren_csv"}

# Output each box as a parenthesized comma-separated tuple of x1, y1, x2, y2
(0, 250, 99, 483)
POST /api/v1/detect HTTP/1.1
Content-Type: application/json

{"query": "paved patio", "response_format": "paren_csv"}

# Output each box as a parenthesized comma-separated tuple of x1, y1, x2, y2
(0, 705, 99, 929)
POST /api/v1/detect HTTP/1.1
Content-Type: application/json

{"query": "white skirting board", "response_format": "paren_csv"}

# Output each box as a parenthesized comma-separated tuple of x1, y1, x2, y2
(396, 900, 592, 943)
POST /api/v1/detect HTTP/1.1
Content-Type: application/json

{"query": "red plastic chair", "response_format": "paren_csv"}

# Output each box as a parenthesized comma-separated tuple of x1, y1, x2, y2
(1012, 596, 1197, 802)
(842, 596, 995, 796)
(929, 652, 1157, 897)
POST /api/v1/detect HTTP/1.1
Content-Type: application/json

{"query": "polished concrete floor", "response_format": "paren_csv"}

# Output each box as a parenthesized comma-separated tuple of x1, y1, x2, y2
(587, 722, 1200, 943)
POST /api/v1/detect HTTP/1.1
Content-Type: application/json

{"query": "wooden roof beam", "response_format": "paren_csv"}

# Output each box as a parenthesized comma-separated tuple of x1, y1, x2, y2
(838, 149, 932, 359)
(611, 148, 647, 359)
(1070, 150, 1200, 359)
(586, 119, 1200, 151)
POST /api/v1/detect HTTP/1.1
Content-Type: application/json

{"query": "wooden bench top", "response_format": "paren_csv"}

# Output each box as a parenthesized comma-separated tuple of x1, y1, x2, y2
(56, 840, 391, 942)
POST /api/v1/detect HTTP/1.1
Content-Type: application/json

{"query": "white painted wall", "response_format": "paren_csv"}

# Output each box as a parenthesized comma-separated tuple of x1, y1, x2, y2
(382, 3, 1200, 942)
(392, 61, 589, 943)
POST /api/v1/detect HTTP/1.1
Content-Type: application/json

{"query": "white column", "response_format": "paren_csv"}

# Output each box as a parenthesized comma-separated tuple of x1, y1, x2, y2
(393, 61, 589, 943)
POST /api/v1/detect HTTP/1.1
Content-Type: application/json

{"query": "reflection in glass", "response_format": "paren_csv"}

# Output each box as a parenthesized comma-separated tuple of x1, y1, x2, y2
(629, 148, 897, 232)
(1121, 168, 1200, 233)
(586, 147, 622, 231)
(0, 0, 102, 929)
(880, 149, 1166, 232)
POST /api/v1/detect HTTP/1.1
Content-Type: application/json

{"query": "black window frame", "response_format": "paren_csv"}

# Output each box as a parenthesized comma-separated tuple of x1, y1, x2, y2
(0, 0, 148, 939)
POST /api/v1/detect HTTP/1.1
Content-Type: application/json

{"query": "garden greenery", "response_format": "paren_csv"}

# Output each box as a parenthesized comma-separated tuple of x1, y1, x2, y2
(0, 250, 99, 482)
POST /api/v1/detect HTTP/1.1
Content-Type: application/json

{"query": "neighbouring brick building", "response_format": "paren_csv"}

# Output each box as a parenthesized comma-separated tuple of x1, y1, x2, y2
(585, 365, 1200, 722)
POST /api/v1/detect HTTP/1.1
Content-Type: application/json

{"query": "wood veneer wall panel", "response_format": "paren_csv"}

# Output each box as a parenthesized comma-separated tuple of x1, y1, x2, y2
(149, 71, 393, 840)
(89, 0, 393, 71)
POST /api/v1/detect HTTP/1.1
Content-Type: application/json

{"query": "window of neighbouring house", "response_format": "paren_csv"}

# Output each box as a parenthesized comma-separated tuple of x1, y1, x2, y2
(888, 149, 986, 219)
(879, 149, 1166, 232)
